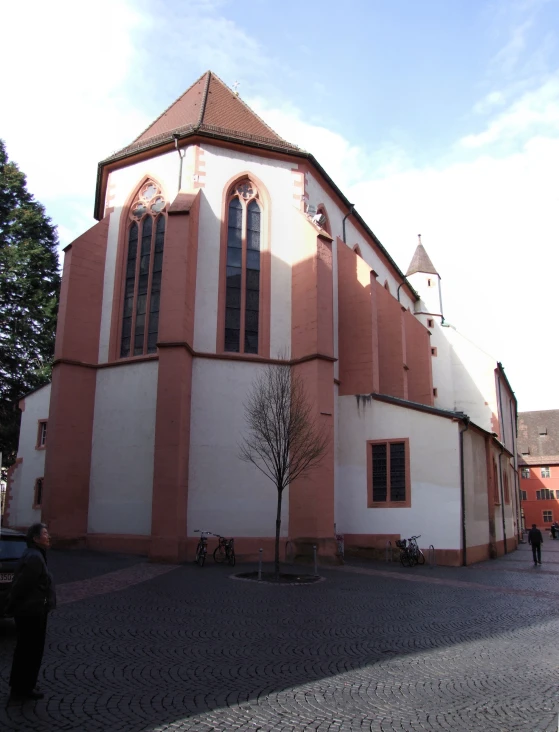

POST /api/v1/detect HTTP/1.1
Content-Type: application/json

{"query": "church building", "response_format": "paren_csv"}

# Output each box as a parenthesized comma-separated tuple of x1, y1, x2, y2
(4, 71, 520, 565)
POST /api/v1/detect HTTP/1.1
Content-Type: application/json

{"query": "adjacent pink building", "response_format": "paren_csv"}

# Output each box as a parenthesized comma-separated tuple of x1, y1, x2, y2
(5, 72, 520, 565)
(518, 410, 559, 531)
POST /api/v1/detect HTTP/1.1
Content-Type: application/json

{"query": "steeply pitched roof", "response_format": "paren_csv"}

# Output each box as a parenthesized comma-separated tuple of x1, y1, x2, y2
(106, 71, 299, 161)
(517, 410, 559, 461)
(406, 243, 439, 277)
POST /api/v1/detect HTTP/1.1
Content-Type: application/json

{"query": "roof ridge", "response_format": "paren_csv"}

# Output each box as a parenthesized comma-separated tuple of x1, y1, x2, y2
(196, 70, 212, 129)
(130, 70, 210, 145)
(207, 71, 296, 148)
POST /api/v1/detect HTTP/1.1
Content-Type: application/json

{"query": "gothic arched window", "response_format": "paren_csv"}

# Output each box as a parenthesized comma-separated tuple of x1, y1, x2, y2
(224, 180, 262, 354)
(120, 180, 167, 358)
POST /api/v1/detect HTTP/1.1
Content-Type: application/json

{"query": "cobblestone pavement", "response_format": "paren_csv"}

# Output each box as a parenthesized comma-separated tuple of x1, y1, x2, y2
(1, 541, 559, 732)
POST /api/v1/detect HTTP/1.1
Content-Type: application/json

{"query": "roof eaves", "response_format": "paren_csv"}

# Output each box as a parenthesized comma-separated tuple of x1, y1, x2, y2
(370, 392, 468, 420)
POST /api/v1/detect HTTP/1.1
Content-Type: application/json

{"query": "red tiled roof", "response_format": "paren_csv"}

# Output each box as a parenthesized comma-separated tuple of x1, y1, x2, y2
(108, 71, 299, 161)
(518, 455, 559, 466)
(517, 410, 559, 459)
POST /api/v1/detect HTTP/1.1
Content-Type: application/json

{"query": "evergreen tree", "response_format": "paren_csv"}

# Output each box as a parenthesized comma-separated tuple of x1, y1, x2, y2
(0, 140, 60, 468)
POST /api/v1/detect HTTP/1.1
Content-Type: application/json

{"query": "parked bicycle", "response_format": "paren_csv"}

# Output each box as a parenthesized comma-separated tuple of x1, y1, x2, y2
(194, 530, 212, 567)
(213, 535, 236, 566)
(395, 535, 425, 567)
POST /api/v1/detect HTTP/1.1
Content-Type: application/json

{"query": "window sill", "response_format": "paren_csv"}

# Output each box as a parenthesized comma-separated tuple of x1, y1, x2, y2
(369, 501, 411, 509)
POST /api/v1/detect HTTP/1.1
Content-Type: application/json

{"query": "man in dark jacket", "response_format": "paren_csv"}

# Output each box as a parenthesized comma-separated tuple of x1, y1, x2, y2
(6, 523, 56, 702)
(528, 523, 543, 566)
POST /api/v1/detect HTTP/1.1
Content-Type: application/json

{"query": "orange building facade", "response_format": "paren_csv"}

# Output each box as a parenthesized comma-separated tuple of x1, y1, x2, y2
(518, 410, 559, 532)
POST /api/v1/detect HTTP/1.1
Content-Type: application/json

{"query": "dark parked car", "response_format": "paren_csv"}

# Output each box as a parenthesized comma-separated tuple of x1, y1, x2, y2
(0, 528, 27, 615)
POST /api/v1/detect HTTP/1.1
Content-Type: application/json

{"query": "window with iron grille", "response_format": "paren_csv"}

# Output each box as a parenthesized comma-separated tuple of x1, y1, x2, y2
(368, 439, 410, 507)
(120, 180, 166, 358)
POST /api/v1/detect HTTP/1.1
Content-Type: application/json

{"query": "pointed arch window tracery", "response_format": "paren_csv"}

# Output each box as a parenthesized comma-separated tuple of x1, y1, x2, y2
(224, 180, 262, 354)
(120, 180, 167, 358)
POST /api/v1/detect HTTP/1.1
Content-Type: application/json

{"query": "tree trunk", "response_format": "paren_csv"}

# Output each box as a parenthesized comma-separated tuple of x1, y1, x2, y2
(275, 488, 282, 579)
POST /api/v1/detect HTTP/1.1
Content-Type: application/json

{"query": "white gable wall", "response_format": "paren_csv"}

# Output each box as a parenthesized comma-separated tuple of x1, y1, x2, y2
(8, 385, 50, 527)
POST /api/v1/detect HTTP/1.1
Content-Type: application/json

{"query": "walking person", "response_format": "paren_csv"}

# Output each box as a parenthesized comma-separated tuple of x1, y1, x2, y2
(6, 523, 56, 703)
(528, 523, 543, 566)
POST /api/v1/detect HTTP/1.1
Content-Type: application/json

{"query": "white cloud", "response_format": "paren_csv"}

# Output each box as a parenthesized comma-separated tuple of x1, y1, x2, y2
(462, 74, 559, 148)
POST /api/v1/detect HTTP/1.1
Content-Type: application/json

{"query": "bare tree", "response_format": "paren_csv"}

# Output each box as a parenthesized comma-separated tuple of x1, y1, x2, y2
(239, 362, 330, 578)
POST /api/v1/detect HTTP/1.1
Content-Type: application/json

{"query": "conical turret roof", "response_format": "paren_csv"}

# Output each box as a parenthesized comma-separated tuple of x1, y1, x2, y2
(406, 240, 439, 277)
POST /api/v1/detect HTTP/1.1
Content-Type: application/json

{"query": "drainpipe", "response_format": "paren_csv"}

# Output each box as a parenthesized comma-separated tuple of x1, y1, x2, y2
(397, 282, 404, 302)
(173, 133, 186, 193)
(498, 448, 507, 554)
(342, 204, 354, 243)
(459, 418, 470, 566)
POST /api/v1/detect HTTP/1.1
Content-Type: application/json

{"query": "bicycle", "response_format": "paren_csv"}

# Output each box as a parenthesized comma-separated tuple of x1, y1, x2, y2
(194, 530, 212, 567)
(395, 535, 425, 567)
(213, 535, 236, 566)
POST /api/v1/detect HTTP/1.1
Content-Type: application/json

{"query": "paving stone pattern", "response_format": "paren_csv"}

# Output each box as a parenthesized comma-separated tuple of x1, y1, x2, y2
(1, 542, 559, 731)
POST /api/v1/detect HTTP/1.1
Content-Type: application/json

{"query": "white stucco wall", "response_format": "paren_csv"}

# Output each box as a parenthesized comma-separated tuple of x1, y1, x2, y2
(188, 358, 289, 537)
(88, 361, 158, 535)
(463, 428, 489, 548)
(194, 144, 297, 357)
(336, 396, 462, 550)
(9, 384, 51, 527)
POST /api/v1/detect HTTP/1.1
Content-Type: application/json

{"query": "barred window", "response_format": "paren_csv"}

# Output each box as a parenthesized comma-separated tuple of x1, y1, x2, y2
(120, 180, 166, 358)
(368, 439, 410, 507)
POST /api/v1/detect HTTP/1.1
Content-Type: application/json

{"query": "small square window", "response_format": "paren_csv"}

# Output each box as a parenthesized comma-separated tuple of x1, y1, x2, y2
(36, 420, 47, 449)
(433, 388, 438, 398)
(431, 347, 437, 356)
(541, 467, 551, 478)
(427, 319, 434, 328)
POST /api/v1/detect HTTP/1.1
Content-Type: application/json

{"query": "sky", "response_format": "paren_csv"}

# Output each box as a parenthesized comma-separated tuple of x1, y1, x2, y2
(1, 0, 558, 412)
